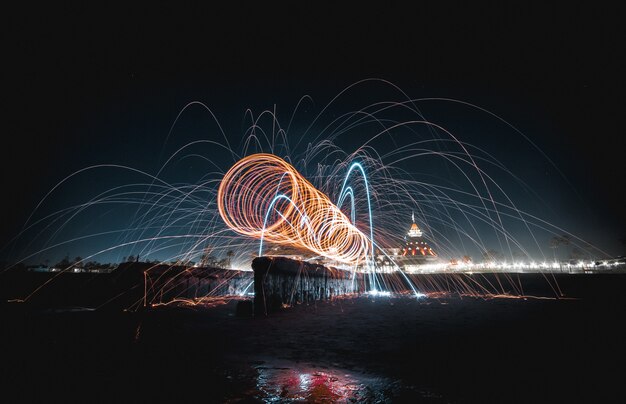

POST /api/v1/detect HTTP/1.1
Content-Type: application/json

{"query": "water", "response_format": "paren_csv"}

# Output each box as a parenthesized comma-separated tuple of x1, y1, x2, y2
(256, 364, 380, 402)
(226, 359, 444, 403)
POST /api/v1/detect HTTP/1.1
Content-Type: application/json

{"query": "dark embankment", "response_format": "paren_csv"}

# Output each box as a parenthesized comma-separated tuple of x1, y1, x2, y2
(2, 270, 625, 402)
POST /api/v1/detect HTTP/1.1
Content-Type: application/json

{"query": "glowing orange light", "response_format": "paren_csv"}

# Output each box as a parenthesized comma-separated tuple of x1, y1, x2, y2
(217, 154, 370, 264)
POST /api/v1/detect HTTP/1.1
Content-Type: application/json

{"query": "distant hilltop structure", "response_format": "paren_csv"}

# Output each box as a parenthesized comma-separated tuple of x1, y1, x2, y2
(376, 214, 438, 272)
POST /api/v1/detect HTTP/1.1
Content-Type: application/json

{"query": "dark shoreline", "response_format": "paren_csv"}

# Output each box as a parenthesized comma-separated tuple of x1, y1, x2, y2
(3, 263, 625, 309)
(2, 273, 626, 403)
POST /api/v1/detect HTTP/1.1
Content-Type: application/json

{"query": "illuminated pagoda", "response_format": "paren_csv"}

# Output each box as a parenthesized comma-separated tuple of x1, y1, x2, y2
(402, 213, 437, 260)
(376, 213, 438, 272)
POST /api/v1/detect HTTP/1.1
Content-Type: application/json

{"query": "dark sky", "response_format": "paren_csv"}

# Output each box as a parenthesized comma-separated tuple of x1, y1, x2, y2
(3, 3, 625, 262)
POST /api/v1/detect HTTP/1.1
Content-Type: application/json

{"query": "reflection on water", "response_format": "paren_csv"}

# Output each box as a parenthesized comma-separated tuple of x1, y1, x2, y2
(253, 362, 393, 403)
(225, 360, 445, 402)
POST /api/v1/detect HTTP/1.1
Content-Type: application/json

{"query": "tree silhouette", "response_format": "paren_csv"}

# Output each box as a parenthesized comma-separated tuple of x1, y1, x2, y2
(570, 247, 586, 260)
(549, 236, 560, 261)
(55, 255, 71, 270)
(550, 235, 572, 262)
(226, 250, 235, 268)
(200, 244, 214, 267)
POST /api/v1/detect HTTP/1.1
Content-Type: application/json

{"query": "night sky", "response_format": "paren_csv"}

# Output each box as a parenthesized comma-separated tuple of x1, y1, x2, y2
(3, 3, 625, 264)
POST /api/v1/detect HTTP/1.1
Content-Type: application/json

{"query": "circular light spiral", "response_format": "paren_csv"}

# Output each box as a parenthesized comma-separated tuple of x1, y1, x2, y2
(217, 153, 370, 264)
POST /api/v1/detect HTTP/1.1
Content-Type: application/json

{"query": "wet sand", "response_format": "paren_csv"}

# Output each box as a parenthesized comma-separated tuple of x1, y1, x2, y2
(2, 274, 626, 403)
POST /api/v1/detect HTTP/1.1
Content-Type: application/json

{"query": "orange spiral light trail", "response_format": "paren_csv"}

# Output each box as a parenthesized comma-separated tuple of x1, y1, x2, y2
(217, 153, 370, 265)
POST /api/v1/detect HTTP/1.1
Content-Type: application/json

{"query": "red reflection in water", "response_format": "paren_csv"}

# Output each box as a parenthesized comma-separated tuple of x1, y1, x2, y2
(256, 366, 365, 402)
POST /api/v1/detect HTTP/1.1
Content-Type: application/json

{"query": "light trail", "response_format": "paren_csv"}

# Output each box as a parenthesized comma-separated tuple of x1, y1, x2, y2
(3, 79, 616, 307)
(217, 153, 371, 265)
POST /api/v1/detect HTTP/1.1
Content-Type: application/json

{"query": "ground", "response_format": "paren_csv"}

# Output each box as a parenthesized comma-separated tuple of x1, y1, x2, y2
(2, 274, 626, 403)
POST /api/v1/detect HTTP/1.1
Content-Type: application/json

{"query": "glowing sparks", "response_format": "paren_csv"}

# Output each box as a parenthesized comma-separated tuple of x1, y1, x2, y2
(217, 154, 371, 265)
(5, 80, 617, 307)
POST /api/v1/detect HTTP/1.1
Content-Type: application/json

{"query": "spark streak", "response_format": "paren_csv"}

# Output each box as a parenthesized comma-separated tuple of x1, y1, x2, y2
(217, 154, 371, 265)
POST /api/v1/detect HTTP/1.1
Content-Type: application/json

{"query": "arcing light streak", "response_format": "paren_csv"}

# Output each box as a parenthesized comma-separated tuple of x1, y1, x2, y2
(337, 162, 375, 262)
(217, 154, 370, 264)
